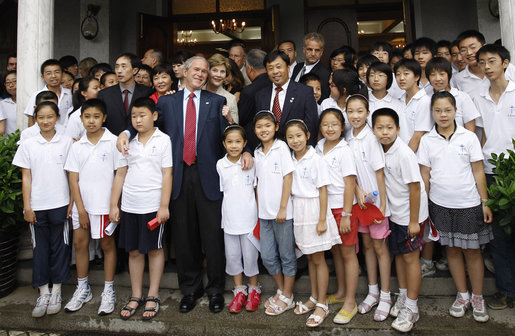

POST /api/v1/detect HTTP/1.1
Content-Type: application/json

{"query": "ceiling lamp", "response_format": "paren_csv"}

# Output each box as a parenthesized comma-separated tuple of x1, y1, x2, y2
(211, 18, 246, 34)
(177, 30, 197, 46)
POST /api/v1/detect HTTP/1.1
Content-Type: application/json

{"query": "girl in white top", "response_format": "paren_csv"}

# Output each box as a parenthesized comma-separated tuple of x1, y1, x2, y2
(285, 119, 341, 328)
(12, 102, 73, 318)
(216, 125, 260, 314)
(65, 77, 101, 141)
(316, 108, 360, 325)
(418, 91, 493, 322)
(253, 111, 296, 316)
(345, 94, 392, 322)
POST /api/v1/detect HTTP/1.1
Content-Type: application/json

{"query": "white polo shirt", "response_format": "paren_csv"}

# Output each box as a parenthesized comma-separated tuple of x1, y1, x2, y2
(388, 75, 404, 100)
(216, 155, 257, 235)
(291, 146, 330, 198)
(23, 85, 73, 127)
(384, 137, 428, 225)
(473, 80, 515, 174)
(65, 108, 86, 140)
(18, 123, 65, 144)
(0, 97, 16, 134)
(369, 92, 411, 143)
(418, 125, 483, 208)
(399, 89, 433, 136)
(419, 81, 434, 96)
(254, 139, 295, 220)
(12, 131, 72, 211)
(452, 63, 515, 97)
(319, 97, 351, 134)
(116, 128, 173, 214)
(345, 125, 390, 215)
(428, 88, 480, 127)
(316, 138, 357, 209)
(64, 129, 119, 215)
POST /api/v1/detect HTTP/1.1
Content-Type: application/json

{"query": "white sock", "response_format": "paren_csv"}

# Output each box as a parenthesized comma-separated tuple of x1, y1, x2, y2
(248, 283, 261, 293)
(471, 293, 482, 299)
(459, 291, 470, 300)
(78, 276, 89, 288)
(405, 297, 418, 313)
(377, 290, 391, 312)
(369, 284, 379, 295)
(51, 283, 62, 295)
(39, 284, 50, 295)
(399, 288, 407, 298)
(104, 280, 114, 292)
(380, 290, 391, 301)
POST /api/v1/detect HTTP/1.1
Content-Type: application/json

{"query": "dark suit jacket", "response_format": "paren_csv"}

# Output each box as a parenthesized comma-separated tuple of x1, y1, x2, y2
(238, 73, 271, 150)
(292, 61, 331, 102)
(255, 80, 319, 146)
(154, 90, 228, 201)
(98, 83, 153, 135)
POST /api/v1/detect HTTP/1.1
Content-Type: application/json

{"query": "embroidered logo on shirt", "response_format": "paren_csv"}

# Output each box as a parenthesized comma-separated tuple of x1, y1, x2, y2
(458, 144, 468, 155)
(57, 154, 65, 165)
(509, 105, 515, 117)
(301, 167, 310, 179)
(272, 162, 281, 174)
(361, 151, 367, 162)
(330, 157, 339, 168)
(245, 174, 253, 186)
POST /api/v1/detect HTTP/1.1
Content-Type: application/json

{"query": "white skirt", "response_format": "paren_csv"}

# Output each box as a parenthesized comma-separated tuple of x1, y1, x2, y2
(293, 196, 342, 255)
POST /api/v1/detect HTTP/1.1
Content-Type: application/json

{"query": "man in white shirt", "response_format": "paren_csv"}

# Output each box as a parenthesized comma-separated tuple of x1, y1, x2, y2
(278, 40, 297, 80)
(229, 41, 252, 86)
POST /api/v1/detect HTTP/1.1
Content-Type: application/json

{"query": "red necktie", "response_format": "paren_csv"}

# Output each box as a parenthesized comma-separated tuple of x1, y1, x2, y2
(123, 89, 129, 115)
(183, 92, 196, 165)
(272, 86, 283, 123)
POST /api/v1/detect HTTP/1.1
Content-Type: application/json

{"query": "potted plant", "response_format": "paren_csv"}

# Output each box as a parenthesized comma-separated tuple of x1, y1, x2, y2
(0, 130, 23, 298)
(486, 138, 515, 238)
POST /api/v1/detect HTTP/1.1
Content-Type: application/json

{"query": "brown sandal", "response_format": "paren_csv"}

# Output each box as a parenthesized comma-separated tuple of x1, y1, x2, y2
(120, 297, 142, 320)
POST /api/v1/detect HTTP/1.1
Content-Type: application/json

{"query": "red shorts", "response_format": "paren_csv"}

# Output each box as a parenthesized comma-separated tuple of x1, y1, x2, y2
(332, 208, 358, 246)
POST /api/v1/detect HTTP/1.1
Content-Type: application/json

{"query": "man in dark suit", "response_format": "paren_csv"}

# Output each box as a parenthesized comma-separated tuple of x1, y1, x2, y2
(291, 32, 331, 102)
(117, 56, 253, 314)
(238, 48, 271, 150)
(98, 53, 153, 135)
(255, 50, 319, 146)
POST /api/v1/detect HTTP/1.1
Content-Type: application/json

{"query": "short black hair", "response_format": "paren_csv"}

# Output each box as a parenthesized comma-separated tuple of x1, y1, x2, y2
(82, 98, 107, 115)
(151, 63, 174, 78)
(367, 61, 393, 89)
(431, 90, 456, 109)
(35, 90, 58, 105)
(131, 97, 156, 114)
(394, 58, 422, 81)
(89, 62, 112, 76)
(137, 64, 153, 75)
(171, 50, 193, 65)
(357, 54, 380, 70)
(456, 30, 486, 46)
(34, 101, 59, 118)
(372, 107, 399, 127)
(299, 72, 321, 85)
(263, 50, 290, 67)
(100, 71, 116, 86)
(476, 44, 511, 63)
(413, 37, 437, 56)
(319, 108, 345, 133)
(62, 70, 74, 79)
(40, 59, 62, 75)
(116, 53, 141, 69)
(391, 48, 403, 60)
(330, 46, 356, 65)
(437, 40, 451, 50)
(425, 57, 453, 81)
(403, 43, 414, 55)
(369, 41, 393, 60)
(279, 40, 296, 51)
(333, 68, 368, 98)
(59, 55, 78, 68)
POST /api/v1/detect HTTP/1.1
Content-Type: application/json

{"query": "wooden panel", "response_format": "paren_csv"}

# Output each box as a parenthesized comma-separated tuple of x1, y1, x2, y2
(172, 0, 215, 15)
(220, 0, 264, 12)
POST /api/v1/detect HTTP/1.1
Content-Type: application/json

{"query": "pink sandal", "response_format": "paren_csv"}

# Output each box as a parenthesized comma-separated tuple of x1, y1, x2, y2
(358, 292, 379, 314)
(373, 296, 392, 321)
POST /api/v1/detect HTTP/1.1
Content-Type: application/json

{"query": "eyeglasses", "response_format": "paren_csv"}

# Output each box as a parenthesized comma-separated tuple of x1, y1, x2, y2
(5, 80, 16, 86)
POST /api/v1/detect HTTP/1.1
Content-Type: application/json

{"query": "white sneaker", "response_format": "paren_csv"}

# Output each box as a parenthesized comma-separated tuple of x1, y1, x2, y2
(65, 285, 92, 312)
(435, 257, 449, 271)
(98, 288, 116, 316)
(32, 294, 51, 318)
(391, 306, 419, 333)
(46, 292, 62, 315)
(449, 293, 470, 318)
(421, 260, 436, 278)
(390, 294, 406, 317)
(471, 295, 489, 322)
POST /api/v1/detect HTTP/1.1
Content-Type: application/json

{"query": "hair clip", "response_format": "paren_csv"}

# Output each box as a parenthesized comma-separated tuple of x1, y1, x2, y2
(255, 109, 277, 122)
(346, 93, 369, 103)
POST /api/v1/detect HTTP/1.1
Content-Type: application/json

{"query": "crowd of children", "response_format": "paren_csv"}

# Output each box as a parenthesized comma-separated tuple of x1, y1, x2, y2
(5, 28, 515, 333)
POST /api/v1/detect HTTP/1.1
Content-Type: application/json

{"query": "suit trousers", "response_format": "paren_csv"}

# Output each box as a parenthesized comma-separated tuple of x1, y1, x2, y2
(172, 164, 225, 296)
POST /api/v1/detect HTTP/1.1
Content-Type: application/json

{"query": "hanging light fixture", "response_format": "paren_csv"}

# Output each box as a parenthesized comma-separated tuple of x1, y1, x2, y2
(211, 0, 245, 34)
(177, 30, 197, 46)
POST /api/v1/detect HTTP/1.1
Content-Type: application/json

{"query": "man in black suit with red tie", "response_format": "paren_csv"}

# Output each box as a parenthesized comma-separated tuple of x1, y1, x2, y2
(98, 53, 153, 135)
(291, 32, 331, 102)
(255, 50, 319, 146)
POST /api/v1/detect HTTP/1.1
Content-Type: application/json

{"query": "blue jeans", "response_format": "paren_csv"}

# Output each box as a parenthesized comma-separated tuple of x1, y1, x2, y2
(486, 174, 515, 297)
(259, 218, 296, 277)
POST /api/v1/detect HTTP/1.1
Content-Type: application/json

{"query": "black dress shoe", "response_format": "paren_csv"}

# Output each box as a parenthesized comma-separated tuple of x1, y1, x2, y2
(208, 293, 225, 313)
(179, 294, 197, 313)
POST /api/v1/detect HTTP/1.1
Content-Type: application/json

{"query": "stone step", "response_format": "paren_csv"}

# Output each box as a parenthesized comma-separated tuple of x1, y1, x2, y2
(15, 260, 497, 296)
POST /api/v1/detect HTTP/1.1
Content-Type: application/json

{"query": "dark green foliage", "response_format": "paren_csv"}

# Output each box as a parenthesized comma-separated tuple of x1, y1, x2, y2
(0, 130, 23, 234)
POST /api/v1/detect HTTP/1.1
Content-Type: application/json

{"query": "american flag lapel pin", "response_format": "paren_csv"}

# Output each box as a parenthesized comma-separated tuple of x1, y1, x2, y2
(290, 97, 295, 103)
(206, 101, 210, 104)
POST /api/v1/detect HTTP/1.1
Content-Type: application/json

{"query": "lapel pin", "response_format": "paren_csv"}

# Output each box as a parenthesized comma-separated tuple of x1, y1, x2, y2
(290, 97, 295, 103)
(206, 101, 210, 104)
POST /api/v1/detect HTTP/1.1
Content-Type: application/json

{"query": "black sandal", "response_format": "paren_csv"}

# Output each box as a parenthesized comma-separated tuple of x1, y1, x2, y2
(120, 297, 143, 320)
(142, 296, 160, 321)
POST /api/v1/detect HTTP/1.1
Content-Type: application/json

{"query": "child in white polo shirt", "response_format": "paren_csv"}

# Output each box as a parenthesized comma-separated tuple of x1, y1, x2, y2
(63, 99, 118, 315)
(372, 108, 428, 332)
(216, 125, 260, 314)
(345, 94, 392, 322)
(473, 44, 515, 310)
(109, 97, 173, 321)
(12, 101, 73, 318)
(418, 91, 493, 323)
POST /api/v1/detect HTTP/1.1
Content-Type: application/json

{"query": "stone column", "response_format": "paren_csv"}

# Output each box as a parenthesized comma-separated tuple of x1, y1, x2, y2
(16, 0, 55, 131)
(499, 0, 515, 58)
